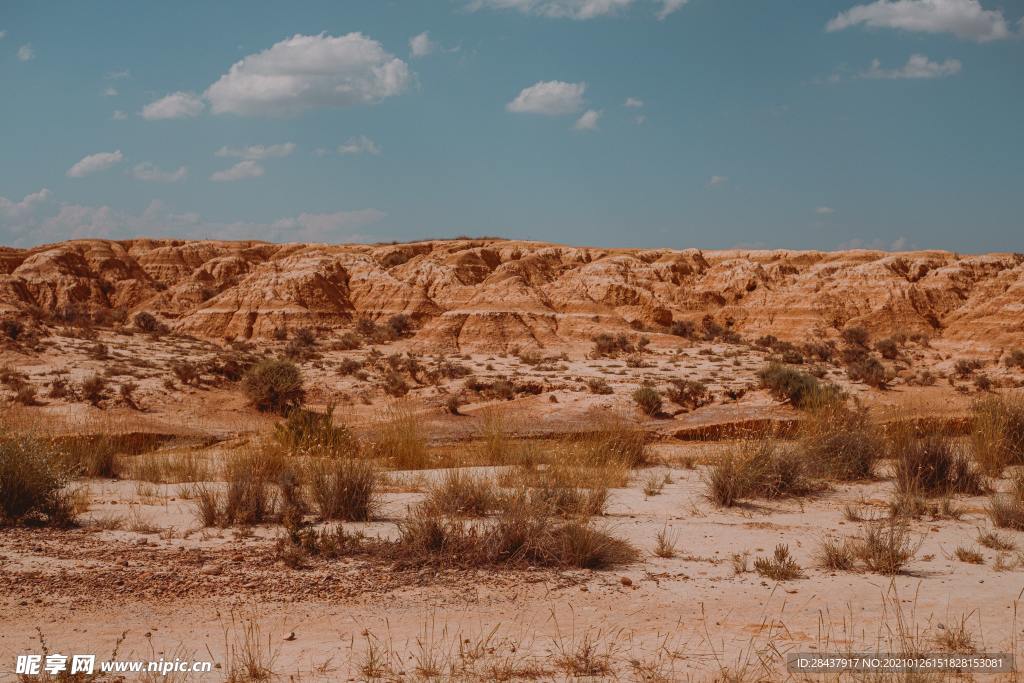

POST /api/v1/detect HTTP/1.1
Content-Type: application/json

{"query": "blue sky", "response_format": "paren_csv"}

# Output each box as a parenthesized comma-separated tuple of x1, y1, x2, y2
(1, 0, 1022, 251)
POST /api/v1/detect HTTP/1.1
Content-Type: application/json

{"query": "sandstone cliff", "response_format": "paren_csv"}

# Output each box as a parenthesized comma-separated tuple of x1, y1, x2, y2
(1, 239, 1021, 352)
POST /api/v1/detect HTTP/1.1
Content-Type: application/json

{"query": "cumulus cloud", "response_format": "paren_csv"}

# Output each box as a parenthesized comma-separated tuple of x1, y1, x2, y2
(210, 160, 265, 182)
(826, 0, 1012, 42)
(0, 194, 386, 246)
(132, 162, 188, 183)
(656, 0, 688, 20)
(468, 0, 633, 19)
(141, 91, 205, 120)
(67, 151, 123, 178)
(112, 110, 127, 120)
(103, 87, 118, 97)
(706, 175, 728, 188)
(17, 44, 34, 61)
(572, 109, 601, 131)
(337, 136, 381, 155)
(215, 143, 296, 159)
(205, 33, 411, 117)
(0, 188, 50, 218)
(624, 97, 644, 108)
(861, 54, 962, 78)
(507, 81, 586, 115)
(409, 31, 435, 58)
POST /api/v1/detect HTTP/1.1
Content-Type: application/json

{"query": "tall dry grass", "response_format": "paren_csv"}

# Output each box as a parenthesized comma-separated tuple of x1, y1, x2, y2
(371, 401, 431, 469)
(970, 393, 1024, 476)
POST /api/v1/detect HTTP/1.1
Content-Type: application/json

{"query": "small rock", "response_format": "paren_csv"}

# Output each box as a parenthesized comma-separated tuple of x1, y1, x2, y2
(620, 576, 632, 587)
(201, 564, 223, 576)
(283, 632, 296, 642)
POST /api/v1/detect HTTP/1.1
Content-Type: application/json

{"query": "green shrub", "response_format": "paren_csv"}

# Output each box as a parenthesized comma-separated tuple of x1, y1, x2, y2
(242, 358, 305, 414)
(847, 357, 887, 388)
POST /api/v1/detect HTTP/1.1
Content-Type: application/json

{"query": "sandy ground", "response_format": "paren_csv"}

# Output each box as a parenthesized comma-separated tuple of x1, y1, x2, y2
(4, 454, 1024, 680)
(3, 330, 1024, 680)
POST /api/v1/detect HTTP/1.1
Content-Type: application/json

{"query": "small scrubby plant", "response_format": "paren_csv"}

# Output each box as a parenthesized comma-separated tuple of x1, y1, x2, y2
(0, 432, 76, 526)
(243, 358, 305, 414)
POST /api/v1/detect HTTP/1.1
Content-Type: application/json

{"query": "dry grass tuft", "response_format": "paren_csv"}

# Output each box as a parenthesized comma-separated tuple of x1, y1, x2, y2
(970, 393, 1024, 476)
(371, 402, 430, 469)
(421, 469, 500, 517)
(304, 456, 378, 521)
(0, 431, 77, 527)
(891, 425, 985, 498)
(953, 546, 984, 564)
(705, 437, 819, 507)
(798, 402, 882, 480)
(753, 544, 802, 581)
(854, 520, 918, 575)
(816, 536, 857, 570)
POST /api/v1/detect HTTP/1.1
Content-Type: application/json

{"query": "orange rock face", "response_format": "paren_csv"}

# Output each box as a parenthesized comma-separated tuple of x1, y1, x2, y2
(1, 238, 1022, 351)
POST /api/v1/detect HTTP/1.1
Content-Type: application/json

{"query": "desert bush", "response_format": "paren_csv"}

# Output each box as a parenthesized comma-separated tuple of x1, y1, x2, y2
(381, 370, 409, 397)
(0, 432, 76, 526)
(171, 361, 201, 386)
(971, 394, 1024, 476)
(444, 394, 463, 415)
(338, 358, 363, 376)
(80, 374, 109, 406)
(797, 403, 882, 480)
(421, 469, 500, 516)
(133, 311, 161, 333)
(392, 498, 636, 570)
(754, 544, 802, 580)
(987, 475, 1024, 530)
(591, 333, 633, 357)
(586, 377, 613, 395)
(757, 362, 842, 409)
(304, 456, 377, 521)
(631, 386, 662, 417)
(816, 536, 856, 570)
(490, 379, 516, 401)
(841, 326, 870, 348)
(243, 358, 304, 414)
(669, 320, 696, 338)
(705, 438, 817, 507)
(274, 406, 358, 458)
(665, 379, 711, 410)
(955, 358, 984, 378)
(194, 447, 286, 526)
(891, 427, 984, 497)
(847, 357, 887, 388)
(14, 385, 39, 406)
(578, 414, 649, 469)
(875, 338, 900, 360)
(854, 520, 917, 574)
(371, 402, 429, 469)
(387, 314, 413, 338)
(1, 319, 23, 341)
(1005, 349, 1024, 369)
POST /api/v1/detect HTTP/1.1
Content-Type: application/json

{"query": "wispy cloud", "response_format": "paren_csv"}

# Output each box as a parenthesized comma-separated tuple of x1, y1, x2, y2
(67, 151, 123, 178)
(507, 81, 586, 115)
(210, 160, 264, 182)
(215, 143, 296, 160)
(826, 0, 1012, 42)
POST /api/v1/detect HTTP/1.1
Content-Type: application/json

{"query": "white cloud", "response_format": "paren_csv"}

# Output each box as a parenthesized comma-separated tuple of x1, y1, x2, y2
(205, 33, 411, 117)
(815, 206, 835, 215)
(0, 195, 386, 246)
(0, 30, 7, 40)
(706, 175, 728, 188)
(633, 114, 647, 125)
(656, 0, 687, 20)
(468, 0, 634, 19)
(141, 91, 205, 120)
(826, 0, 1011, 42)
(861, 54, 962, 79)
(624, 97, 644, 108)
(112, 110, 127, 120)
(103, 87, 118, 97)
(573, 109, 601, 131)
(210, 160, 265, 182)
(0, 188, 50, 218)
(507, 80, 586, 115)
(409, 31, 435, 58)
(132, 162, 187, 183)
(338, 136, 381, 155)
(67, 151, 123, 178)
(17, 44, 34, 61)
(216, 143, 296, 159)
(105, 69, 131, 80)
